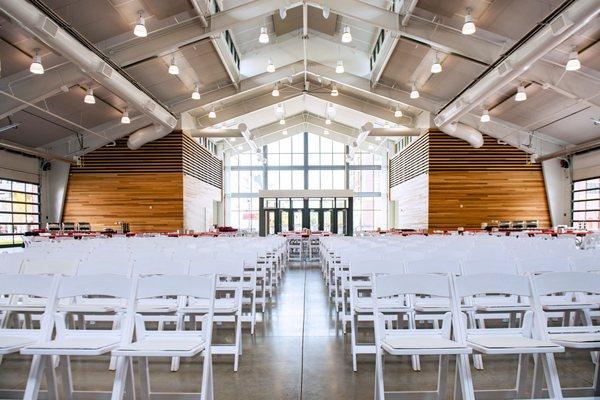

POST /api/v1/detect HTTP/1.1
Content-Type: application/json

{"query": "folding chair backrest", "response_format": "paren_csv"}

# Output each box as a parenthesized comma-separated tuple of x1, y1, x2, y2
(77, 257, 132, 276)
(0, 274, 56, 298)
(569, 254, 600, 272)
(136, 274, 214, 300)
(21, 258, 79, 276)
(461, 257, 518, 275)
(132, 257, 189, 276)
(532, 271, 600, 296)
(405, 258, 461, 275)
(374, 273, 450, 298)
(0, 252, 25, 274)
(516, 256, 571, 275)
(57, 274, 134, 299)
(351, 259, 400, 276)
(454, 273, 531, 298)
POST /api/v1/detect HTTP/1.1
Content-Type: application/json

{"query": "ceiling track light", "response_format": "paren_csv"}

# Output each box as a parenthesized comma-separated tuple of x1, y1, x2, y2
(335, 60, 344, 74)
(84, 86, 95, 104)
(325, 118, 332, 125)
(480, 109, 490, 123)
(272, 83, 280, 97)
(208, 108, 216, 119)
(322, 5, 330, 19)
(121, 108, 130, 124)
(462, 8, 476, 35)
(279, 118, 286, 125)
(566, 47, 581, 71)
(191, 83, 201, 100)
(331, 84, 339, 97)
(168, 57, 179, 75)
(341, 26, 352, 43)
(282, 129, 288, 135)
(394, 106, 403, 118)
(133, 10, 147, 37)
(266, 58, 275, 73)
(431, 53, 442, 74)
(323, 129, 329, 135)
(515, 84, 527, 102)
(29, 48, 44, 74)
(259, 26, 269, 44)
(410, 83, 420, 99)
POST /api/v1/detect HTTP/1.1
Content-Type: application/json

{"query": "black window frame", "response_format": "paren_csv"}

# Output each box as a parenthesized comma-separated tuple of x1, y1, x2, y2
(0, 177, 41, 248)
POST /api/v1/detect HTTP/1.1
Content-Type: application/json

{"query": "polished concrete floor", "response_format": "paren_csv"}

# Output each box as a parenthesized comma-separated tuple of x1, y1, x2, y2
(0, 267, 597, 399)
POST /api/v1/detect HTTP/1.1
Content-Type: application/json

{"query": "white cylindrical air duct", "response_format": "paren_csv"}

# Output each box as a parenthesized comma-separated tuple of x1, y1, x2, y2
(438, 122, 484, 148)
(1, 0, 177, 140)
(127, 125, 172, 150)
(187, 128, 244, 138)
(368, 127, 421, 137)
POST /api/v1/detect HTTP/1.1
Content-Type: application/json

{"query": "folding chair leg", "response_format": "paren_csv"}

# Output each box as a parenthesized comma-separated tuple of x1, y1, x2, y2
(516, 354, 530, 398)
(455, 354, 476, 400)
(58, 356, 74, 400)
(171, 313, 185, 372)
(374, 351, 385, 400)
(110, 356, 131, 400)
(593, 358, 599, 396)
(109, 317, 121, 371)
(124, 358, 136, 400)
(350, 315, 357, 372)
(407, 312, 421, 371)
(138, 357, 151, 400)
(234, 313, 242, 372)
(437, 355, 449, 400)
(23, 355, 56, 400)
(532, 353, 563, 399)
(201, 352, 214, 400)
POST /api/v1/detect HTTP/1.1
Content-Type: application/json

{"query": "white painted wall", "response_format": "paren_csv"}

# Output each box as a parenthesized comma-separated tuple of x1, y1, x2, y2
(541, 159, 571, 227)
(573, 149, 600, 181)
(0, 150, 39, 183)
(40, 160, 70, 224)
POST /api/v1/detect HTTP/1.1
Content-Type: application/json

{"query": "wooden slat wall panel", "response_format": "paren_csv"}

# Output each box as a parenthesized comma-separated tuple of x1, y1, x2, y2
(428, 171, 551, 229)
(71, 133, 183, 173)
(389, 134, 429, 188)
(182, 134, 223, 189)
(62, 173, 183, 232)
(428, 131, 539, 171)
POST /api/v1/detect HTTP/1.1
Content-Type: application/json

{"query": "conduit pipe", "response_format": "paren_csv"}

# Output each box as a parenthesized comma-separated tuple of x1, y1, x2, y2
(535, 137, 600, 162)
(127, 125, 173, 150)
(438, 122, 484, 148)
(434, 0, 600, 128)
(1, 0, 176, 149)
(367, 127, 422, 136)
(187, 128, 244, 138)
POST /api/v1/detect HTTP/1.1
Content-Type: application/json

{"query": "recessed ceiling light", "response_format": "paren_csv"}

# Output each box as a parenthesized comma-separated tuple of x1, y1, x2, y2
(133, 11, 147, 37)
(259, 26, 269, 44)
(325, 118, 332, 125)
(341, 26, 352, 43)
(279, 118, 286, 125)
(331, 84, 339, 96)
(121, 109, 130, 124)
(335, 60, 344, 74)
(566, 49, 581, 71)
(515, 85, 527, 102)
(480, 109, 490, 123)
(272, 83, 280, 97)
(394, 107, 403, 118)
(209, 109, 216, 119)
(83, 87, 95, 104)
(266, 58, 275, 73)
(282, 129, 288, 135)
(462, 8, 476, 35)
(29, 48, 44, 74)
(168, 57, 179, 75)
(410, 83, 420, 99)
(191, 83, 201, 100)
(327, 103, 335, 115)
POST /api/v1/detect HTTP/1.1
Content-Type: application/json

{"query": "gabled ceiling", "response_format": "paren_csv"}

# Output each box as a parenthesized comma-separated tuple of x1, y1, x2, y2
(0, 0, 598, 160)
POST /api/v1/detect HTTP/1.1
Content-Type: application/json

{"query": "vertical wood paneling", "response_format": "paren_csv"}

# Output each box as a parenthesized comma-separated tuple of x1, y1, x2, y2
(62, 173, 183, 232)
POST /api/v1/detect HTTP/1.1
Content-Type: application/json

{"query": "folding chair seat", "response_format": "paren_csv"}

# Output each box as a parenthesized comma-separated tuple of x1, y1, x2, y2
(531, 271, 600, 397)
(373, 273, 474, 400)
(20, 274, 138, 400)
(453, 272, 565, 399)
(111, 274, 216, 400)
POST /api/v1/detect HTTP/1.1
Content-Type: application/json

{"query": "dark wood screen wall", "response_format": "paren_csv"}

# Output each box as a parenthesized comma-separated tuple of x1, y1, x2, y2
(391, 130, 551, 230)
(63, 131, 223, 232)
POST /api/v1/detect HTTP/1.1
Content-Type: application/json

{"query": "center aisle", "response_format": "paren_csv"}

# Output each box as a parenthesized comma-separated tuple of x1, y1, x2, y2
(211, 266, 374, 399)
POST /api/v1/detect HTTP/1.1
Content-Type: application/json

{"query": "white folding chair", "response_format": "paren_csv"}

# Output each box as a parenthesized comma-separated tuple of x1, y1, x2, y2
(21, 274, 138, 400)
(453, 273, 565, 399)
(372, 273, 474, 400)
(530, 271, 600, 397)
(111, 274, 216, 400)
(0, 274, 60, 400)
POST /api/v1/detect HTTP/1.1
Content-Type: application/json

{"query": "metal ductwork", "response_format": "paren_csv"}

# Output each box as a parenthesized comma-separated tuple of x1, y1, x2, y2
(127, 125, 172, 150)
(434, 0, 600, 128)
(1, 0, 177, 148)
(237, 123, 259, 152)
(367, 127, 422, 137)
(438, 122, 484, 148)
(187, 128, 244, 138)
